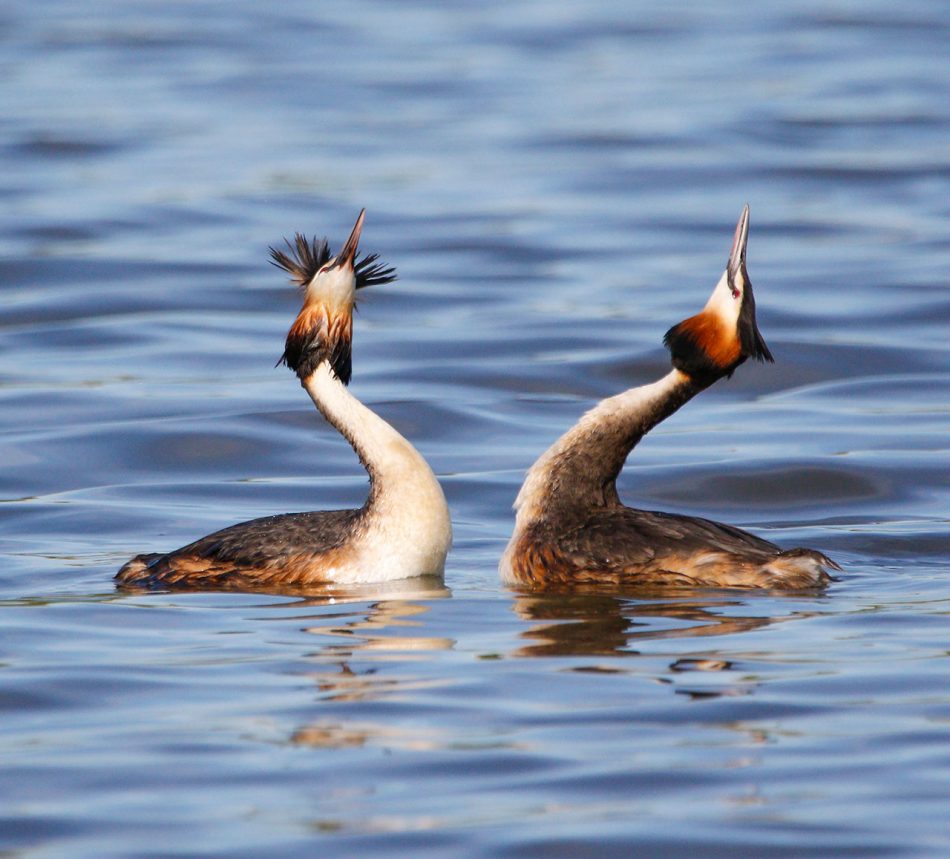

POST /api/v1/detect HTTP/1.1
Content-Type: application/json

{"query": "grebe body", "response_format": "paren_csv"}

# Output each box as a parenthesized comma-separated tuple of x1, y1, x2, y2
(117, 210, 452, 590)
(500, 206, 839, 590)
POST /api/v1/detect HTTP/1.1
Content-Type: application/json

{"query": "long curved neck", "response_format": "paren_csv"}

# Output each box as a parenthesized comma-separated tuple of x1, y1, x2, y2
(301, 360, 452, 580)
(514, 369, 704, 524)
(302, 362, 436, 508)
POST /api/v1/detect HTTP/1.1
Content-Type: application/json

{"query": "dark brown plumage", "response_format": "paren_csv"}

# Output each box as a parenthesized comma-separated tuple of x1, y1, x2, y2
(507, 509, 839, 590)
(116, 510, 363, 590)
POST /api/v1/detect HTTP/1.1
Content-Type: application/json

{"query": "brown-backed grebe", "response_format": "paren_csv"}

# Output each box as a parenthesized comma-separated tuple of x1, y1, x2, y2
(500, 205, 840, 590)
(117, 210, 452, 590)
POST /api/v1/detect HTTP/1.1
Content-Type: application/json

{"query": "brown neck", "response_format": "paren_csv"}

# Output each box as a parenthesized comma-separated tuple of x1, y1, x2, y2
(516, 369, 706, 522)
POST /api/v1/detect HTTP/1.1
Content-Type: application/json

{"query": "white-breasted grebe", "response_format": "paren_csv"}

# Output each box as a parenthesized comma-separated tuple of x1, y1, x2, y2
(117, 210, 452, 590)
(500, 205, 840, 590)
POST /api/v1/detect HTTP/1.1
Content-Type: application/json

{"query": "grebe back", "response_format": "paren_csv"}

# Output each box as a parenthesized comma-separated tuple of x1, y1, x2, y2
(500, 205, 840, 590)
(117, 210, 452, 590)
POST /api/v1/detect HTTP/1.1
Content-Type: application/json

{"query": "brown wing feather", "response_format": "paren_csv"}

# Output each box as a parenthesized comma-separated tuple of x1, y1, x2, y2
(510, 508, 834, 590)
(116, 510, 364, 589)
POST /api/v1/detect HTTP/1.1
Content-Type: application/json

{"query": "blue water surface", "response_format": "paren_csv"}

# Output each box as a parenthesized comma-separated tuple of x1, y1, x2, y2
(2, 1, 949, 856)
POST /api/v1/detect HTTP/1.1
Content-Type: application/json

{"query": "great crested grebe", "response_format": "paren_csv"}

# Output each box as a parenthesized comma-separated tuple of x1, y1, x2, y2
(117, 210, 452, 590)
(500, 205, 840, 590)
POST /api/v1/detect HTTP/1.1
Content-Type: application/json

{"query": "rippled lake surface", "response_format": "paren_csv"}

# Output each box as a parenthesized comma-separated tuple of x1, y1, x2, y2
(3, 1, 949, 855)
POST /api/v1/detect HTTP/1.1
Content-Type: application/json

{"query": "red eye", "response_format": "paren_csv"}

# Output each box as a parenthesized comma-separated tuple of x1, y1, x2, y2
(731, 286, 740, 299)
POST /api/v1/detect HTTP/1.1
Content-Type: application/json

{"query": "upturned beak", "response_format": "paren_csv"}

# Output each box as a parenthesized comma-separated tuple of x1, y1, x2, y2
(727, 204, 750, 280)
(335, 208, 366, 270)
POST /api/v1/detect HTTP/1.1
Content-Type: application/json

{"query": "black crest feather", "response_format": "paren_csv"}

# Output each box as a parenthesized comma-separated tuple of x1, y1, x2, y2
(355, 253, 397, 289)
(733, 267, 774, 364)
(269, 234, 331, 287)
(269, 234, 396, 290)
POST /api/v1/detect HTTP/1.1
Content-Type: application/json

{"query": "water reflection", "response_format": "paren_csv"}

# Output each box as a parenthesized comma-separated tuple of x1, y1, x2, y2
(299, 578, 454, 657)
(666, 658, 753, 702)
(291, 716, 447, 751)
(115, 572, 450, 600)
(259, 579, 457, 728)
(287, 581, 457, 749)
(509, 590, 777, 658)
(298, 656, 450, 706)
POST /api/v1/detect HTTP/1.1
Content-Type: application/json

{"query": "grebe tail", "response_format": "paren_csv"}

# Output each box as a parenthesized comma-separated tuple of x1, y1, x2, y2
(500, 205, 840, 590)
(117, 210, 452, 590)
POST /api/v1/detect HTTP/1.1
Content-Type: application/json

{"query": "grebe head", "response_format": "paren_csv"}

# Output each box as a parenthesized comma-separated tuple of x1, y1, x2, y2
(663, 204, 773, 384)
(270, 209, 397, 384)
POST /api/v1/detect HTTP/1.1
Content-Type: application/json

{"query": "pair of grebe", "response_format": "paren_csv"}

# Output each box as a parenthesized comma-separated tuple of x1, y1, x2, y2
(116, 207, 840, 592)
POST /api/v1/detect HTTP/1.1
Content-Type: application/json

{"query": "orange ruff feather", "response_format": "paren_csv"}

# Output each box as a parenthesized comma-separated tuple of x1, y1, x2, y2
(674, 310, 741, 370)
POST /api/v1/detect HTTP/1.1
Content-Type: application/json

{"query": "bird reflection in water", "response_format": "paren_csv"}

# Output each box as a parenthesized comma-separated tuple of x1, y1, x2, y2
(510, 590, 774, 657)
(272, 576, 454, 740)
(291, 715, 448, 751)
(285, 577, 456, 750)
(509, 588, 822, 700)
(299, 577, 454, 659)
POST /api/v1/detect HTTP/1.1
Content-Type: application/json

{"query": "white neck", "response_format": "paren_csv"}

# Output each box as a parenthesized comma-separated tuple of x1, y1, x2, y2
(303, 362, 452, 581)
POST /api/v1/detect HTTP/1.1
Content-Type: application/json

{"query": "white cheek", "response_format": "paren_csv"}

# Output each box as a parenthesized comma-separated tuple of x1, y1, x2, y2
(704, 269, 741, 325)
(307, 268, 356, 308)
